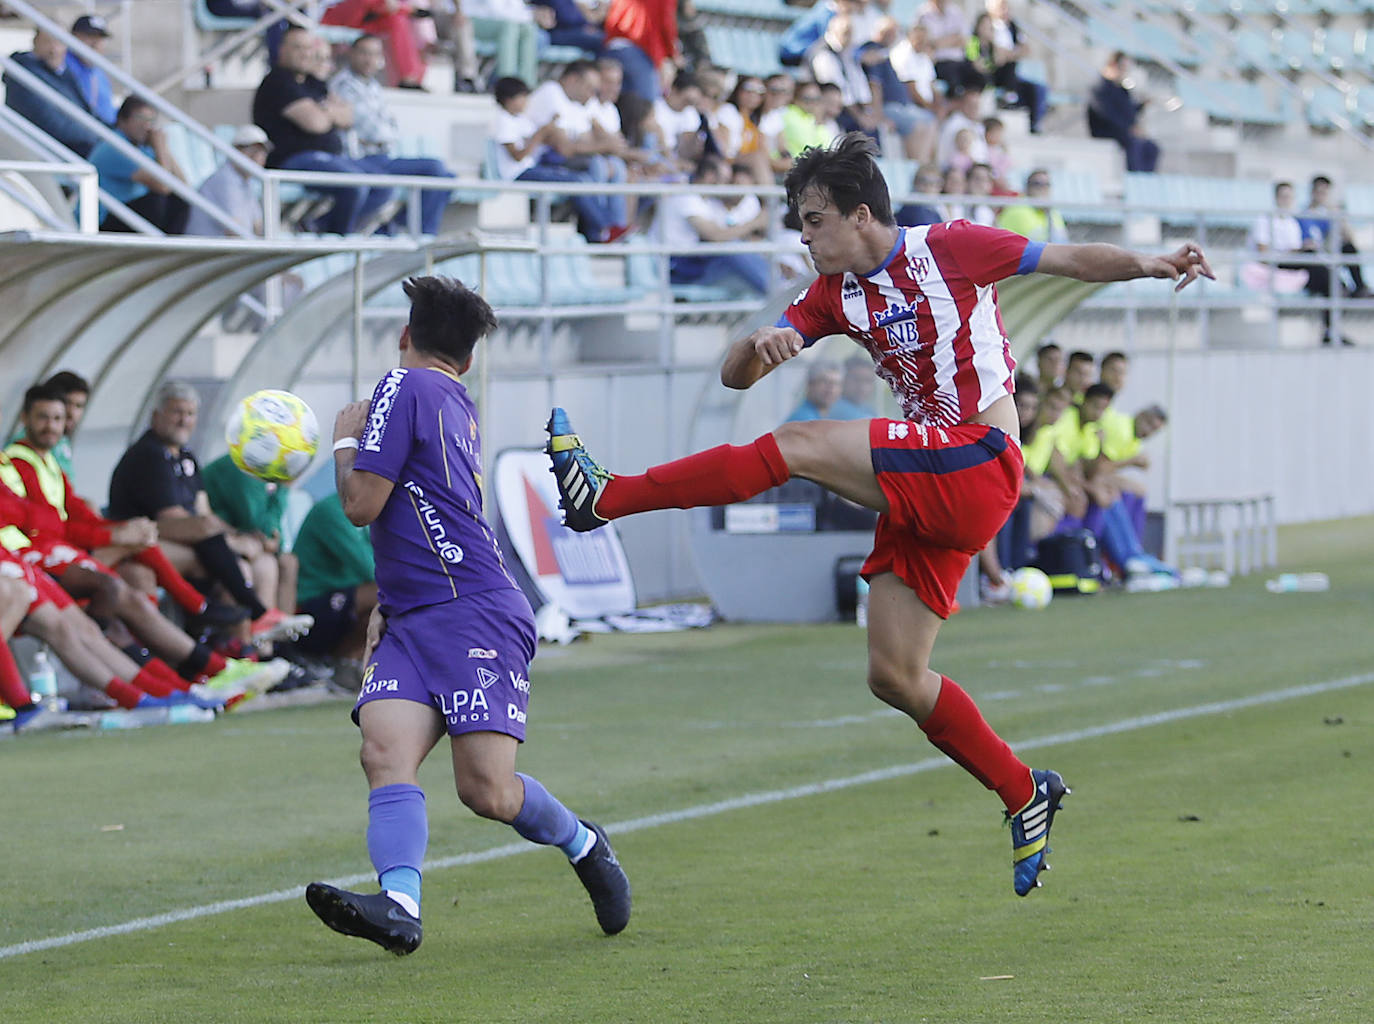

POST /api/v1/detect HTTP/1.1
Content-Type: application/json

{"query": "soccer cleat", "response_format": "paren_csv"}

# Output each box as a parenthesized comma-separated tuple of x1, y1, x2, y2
(305, 882, 422, 956)
(141, 689, 225, 712)
(200, 657, 291, 709)
(251, 609, 315, 643)
(544, 408, 612, 533)
(189, 601, 250, 633)
(571, 819, 631, 935)
(1007, 768, 1070, 896)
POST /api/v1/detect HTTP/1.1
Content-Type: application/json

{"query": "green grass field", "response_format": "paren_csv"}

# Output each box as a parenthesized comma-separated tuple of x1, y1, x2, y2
(1, 518, 1371, 1023)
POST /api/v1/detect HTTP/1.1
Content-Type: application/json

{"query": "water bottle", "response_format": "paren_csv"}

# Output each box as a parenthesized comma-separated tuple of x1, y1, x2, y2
(28, 649, 64, 711)
(855, 576, 870, 628)
(1265, 572, 1330, 594)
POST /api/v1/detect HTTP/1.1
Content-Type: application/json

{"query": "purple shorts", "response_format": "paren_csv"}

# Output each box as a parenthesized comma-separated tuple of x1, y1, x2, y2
(353, 588, 537, 740)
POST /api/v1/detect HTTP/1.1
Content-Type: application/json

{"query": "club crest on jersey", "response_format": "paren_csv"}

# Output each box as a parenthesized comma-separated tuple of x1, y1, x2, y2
(906, 255, 931, 280)
(873, 300, 922, 328)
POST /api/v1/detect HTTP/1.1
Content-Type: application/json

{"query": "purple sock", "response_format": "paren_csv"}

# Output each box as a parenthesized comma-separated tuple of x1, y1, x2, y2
(511, 772, 580, 848)
(367, 783, 428, 890)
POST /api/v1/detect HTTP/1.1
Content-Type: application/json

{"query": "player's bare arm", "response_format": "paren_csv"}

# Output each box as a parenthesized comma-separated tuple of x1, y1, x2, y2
(720, 325, 806, 389)
(333, 400, 394, 527)
(1037, 241, 1215, 291)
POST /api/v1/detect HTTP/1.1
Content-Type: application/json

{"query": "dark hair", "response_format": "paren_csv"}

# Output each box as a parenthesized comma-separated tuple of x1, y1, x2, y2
(1109, 50, 1127, 64)
(1101, 350, 1128, 368)
(1275, 180, 1293, 195)
(493, 76, 530, 107)
(671, 70, 700, 93)
(351, 32, 382, 49)
(1013, 371, 1038, 394)
(784, 131, 894, 226)
(726, 75, 765, 116)
(403, 276, 497, 367)
(1083, 382, 1115, 403)
(117, 95, 152, 122)
(1036, 342, 1062, 356)
(1311, 174, 1332, 189)
(562, 59, 597, 80)
(1067, 349, 1095, 365)
(983, 116, 1003, 131)
(818, 82, 843, 96)
(23, 382, 67, 413)
(45, 370, 90, 396)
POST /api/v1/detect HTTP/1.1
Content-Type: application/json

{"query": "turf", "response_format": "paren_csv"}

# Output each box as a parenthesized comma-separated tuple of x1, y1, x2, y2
(1, 518, 1370, 1023)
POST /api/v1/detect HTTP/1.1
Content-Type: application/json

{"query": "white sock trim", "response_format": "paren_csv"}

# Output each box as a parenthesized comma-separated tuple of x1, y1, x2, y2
(567, 826, 597, 864)
(385, 890, 420, 919)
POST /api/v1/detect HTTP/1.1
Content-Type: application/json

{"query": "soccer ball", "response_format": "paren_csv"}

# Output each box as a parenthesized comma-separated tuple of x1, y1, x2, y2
(1009, 567, 1053, 610)
(226, 389, 319, 483)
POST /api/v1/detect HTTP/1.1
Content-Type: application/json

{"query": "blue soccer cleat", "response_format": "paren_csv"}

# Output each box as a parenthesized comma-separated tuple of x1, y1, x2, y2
(1007, 769, 1070, 896)
(544, 408, 613, 533)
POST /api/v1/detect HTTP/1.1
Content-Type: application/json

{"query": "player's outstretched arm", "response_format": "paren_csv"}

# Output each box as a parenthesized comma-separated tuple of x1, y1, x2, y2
(720, 325, 807, 389)
(1036, 241, 1215, 292)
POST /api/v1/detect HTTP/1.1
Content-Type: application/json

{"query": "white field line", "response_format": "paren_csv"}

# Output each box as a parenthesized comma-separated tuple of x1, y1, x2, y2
(2, 670, 1370, 961)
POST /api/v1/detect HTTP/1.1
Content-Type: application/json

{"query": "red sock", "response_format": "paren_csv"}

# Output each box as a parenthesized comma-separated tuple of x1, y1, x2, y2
(920, 676, 1033, 813)
(131, 665, 175, 697)
(597, 435, 790, 520)
(133, 547, 207, 614)
(149, 658, 191, 692)
(203, 651, 228, 679)
(0, 642, 35, 709)
(105, 678, 144, 709)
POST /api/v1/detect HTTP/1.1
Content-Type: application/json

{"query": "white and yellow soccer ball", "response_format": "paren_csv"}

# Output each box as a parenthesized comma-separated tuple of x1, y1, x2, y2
(1009, 566, 1054, 610)
(226, 389, 319, 483)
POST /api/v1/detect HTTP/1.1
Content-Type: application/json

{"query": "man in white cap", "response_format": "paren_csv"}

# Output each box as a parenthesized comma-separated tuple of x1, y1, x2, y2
(67, 13, 116, 125)
(184, 125, 272, 237)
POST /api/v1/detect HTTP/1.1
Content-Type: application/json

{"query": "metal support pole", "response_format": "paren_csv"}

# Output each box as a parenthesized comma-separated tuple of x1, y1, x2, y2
(352, 250, 365, 400)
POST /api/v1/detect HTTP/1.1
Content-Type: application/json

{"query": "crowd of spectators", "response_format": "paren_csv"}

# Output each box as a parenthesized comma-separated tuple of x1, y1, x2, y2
(0, 370, 375, 730)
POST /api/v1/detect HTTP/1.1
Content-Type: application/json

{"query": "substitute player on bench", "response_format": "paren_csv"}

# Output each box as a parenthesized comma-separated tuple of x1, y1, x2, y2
(547, 132, 1212, 897)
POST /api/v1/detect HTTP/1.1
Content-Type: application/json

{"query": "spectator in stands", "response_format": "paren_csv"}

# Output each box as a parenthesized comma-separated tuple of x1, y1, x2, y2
(831, 354, 878, 418)
(526, 61, 633, 240)
(65, 14, 116, 126)
(202, 454, 300, 625)
(963, 162, 997, 226)
(320, 0, 428, 88)
(184, 125, 270, 237)
(938, 163, 966, 220)
(982, 115, 1011, 189)
(531, 0, 606, 55)
(945, 127, 976, 172)
(995, 380, 1044, 572)
(425, 1, 480, 93)
(1034, 341, 1063, 394)
(288, 493, 377, 689)
(894, 163, 943, 226)
(4, 29, 101, 157)
(616, 91, 678, 181)
(655, 152, 771, 295)
(90, 97, 190, 235)
(1304, 174, 1369, 299)
(808, 14, 880, 142)
(861, 16, 937, 163)
(935, 87, 987, 170)
(888, 21, 939, 128)
(758, 73, 795, 171)
(697, 67, 741, 159)
(7, 370, 87, 475)
(817, 82, 846, 139)
(781, 82, 832, 159)
(107, 380, 311, 641)
(328, 33, 453, 234)
(919, 0, 983, 97)
(968, 0, 1045, 134)
(786, 361, 844, 421)
(603, 0, 680, 100)
(997, 167, 1067, 242)
(492, 77, 622, 241)
(590, 56, 626, 140)
(1253, 180, 1349, 346)
(1087, 51, 1159, 174)
(723, 75, 771, 181)
(653, 70, 707, 164)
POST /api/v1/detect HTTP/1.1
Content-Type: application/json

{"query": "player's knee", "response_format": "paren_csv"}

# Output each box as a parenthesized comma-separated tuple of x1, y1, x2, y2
(358, 735, 411, 784)
(866, 660, 925, 706)
(456, 777, 520, 822)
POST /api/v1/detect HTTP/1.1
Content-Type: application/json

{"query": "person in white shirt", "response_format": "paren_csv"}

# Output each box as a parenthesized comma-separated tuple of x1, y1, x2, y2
(698, 67, 742, 161)
(525, 61, 632, 239)
(935, 88, 988, 170)
(808, 13, 878, 136)
(185, 125, 270, 237)
(888, 21, 940, 119)
(492, 75, 625, 242)
(653, 71, 706, 164)
(653, 152, 770, 294)
(1254, 180, 1346, 345)
(918, 0, 984, 95)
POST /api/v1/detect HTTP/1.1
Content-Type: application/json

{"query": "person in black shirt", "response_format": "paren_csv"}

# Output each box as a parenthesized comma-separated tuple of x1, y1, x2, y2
(1087, 51, 1160, 173)
(253, 25, 397, 235)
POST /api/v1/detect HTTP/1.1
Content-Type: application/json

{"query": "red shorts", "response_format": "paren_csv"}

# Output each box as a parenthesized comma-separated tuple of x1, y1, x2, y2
(0, 547, 73, 614)
(20, 537, 117, 580)
(861, 419, 1023, 619)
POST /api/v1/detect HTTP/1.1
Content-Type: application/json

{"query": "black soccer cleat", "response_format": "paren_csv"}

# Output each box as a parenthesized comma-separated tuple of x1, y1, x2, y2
(571, 820, 632, 935)
(305, 882, 423, 956)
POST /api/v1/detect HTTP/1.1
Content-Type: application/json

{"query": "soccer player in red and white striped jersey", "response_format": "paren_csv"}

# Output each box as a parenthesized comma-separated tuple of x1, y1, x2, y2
(547, 132, 1213, 896)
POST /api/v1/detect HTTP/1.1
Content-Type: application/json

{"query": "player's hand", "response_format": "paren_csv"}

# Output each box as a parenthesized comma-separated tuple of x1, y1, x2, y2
(1146, 242, 1215, 292)
(752, 326, 804, 367)
(362, 605, 386, 666)
(334, 401, 369, 444)
(111, 518, 158, 547)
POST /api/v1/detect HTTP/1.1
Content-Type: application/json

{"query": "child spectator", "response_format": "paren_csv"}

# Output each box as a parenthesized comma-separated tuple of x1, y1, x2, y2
(982, 116, 1012, 189)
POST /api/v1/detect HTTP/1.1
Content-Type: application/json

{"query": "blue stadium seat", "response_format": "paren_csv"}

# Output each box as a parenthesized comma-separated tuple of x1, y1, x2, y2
(1125, 173, 1273, 229)
(1051, 169, 1124, 225)
(162, 122, 223, 189)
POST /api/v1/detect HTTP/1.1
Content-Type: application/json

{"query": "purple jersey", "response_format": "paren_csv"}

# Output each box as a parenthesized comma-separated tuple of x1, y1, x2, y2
(353, 366, 519, 614)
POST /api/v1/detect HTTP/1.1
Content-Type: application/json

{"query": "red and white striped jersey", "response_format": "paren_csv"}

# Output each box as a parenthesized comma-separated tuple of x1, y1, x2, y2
(777, 221, 1045, 427)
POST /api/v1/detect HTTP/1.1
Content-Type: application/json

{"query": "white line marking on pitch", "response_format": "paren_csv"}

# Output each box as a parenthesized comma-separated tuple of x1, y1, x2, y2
(2, 670, 1370, 961)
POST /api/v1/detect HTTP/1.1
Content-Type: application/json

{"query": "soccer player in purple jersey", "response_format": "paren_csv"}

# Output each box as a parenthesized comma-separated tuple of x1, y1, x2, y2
(306, 277, 630, 955)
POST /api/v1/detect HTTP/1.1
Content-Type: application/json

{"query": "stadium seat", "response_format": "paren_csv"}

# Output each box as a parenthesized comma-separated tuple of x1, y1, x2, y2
(192, 0, 361, 44)
(162, 122, 222, 189)
(1051, 169, 1124, 226)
